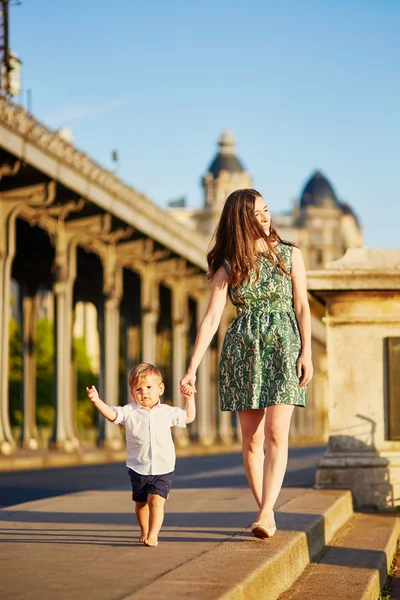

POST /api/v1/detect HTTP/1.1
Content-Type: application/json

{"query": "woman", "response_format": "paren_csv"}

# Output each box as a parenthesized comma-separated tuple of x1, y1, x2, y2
(180, 188, 313, 539)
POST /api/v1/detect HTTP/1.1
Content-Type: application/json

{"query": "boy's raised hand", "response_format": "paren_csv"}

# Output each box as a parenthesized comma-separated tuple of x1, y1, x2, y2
(86, 385, 100, 404)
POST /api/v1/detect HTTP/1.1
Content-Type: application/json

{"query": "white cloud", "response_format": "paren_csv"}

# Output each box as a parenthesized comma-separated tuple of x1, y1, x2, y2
(45, 97, 134, 124)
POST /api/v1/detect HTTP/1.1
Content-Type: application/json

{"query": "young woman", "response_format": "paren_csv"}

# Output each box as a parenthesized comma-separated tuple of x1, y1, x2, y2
(180, 188, 313, 539)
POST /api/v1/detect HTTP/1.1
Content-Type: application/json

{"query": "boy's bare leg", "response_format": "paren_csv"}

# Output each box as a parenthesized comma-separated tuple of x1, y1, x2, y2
(135, 501, 149, 543)
(145, 493, 166, 547)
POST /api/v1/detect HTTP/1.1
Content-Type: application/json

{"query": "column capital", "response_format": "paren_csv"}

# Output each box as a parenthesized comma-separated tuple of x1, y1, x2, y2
(185, 275, 209, 299)
(0, 180, 56, 208)
(0, 159, 21, 180)
(50, 215, 112, 285)
(99, 245, 123, 304)
(140, 263, 160, 317)
(171, 280, 189, 329)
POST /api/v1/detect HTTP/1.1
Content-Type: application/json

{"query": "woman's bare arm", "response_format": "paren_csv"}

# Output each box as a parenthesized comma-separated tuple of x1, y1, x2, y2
(180, 266, 228, 392)
(291, 247, 313, 387)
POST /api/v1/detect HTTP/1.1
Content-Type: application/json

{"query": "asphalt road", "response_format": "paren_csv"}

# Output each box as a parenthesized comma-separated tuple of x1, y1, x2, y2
(0, 445, 325, 508)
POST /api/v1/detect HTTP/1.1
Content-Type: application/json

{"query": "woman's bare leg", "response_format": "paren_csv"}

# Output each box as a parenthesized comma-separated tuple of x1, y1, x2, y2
(135, 501, 149, 543)
(238, 409, 266, 508)
(257, 404, 295, 525)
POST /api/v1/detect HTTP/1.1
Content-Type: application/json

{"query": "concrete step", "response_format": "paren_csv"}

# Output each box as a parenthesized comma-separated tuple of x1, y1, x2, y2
(278, 512, 400, 600)
(125, 489, 353, 600)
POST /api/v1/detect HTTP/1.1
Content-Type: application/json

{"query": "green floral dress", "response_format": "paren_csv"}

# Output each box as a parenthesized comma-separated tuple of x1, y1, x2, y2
(219, 243, 307, 411)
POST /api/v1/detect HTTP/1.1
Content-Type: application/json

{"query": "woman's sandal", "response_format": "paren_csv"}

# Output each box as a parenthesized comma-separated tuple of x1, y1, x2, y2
(251, 522, 277, 539)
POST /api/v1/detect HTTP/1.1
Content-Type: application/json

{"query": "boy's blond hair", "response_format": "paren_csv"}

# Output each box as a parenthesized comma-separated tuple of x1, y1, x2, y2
(128, 363, 163, 389)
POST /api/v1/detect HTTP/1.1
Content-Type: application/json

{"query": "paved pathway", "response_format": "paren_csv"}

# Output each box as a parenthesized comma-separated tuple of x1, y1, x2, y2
(0, 486, 307, 600)
(0, 446, 326, 599)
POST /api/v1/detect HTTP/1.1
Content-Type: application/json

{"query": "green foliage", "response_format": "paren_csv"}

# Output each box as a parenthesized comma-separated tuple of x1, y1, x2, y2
(35, 317, 54, 376)
(74, 336, 97, 429)
(74, 337, 96, 401)
(8, 315, 98, 430)
(35, 317, 54, 425)
(77, 401, 96, 429)
(36, 405, 55, 427)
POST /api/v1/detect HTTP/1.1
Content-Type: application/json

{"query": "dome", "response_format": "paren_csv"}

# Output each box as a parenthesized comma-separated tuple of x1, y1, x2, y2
(300, 171, 338, 209)
(340, 201, 360, 225)
(206, 130, 245, 178)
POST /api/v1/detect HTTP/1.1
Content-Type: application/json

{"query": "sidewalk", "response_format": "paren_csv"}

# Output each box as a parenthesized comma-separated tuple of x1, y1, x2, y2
(0, 485, 286, 600)
(1, 486, 397, 600)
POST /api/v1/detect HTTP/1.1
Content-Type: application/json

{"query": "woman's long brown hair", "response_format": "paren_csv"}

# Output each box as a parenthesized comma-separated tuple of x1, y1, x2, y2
(207, 189, 295, 286)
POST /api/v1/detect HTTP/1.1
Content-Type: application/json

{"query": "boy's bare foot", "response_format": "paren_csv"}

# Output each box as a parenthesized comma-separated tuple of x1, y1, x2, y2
(144, 535, 158, 547)
(139, 531, 148, 543)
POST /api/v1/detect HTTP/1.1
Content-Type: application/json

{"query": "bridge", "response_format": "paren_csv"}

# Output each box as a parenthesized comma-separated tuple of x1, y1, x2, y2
(0, 93, 213, 454)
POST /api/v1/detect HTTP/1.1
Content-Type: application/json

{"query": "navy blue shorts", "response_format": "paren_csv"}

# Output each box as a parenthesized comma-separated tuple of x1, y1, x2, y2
(128, 468, 174, 502)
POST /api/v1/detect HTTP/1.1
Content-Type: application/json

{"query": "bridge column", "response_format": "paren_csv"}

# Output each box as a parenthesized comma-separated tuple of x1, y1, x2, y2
(0, 180, 56, 454)
(141, 264, 159, 364)
(98, 246, 124, 449)
(51, 224, 79, 451)
(122, 309, 141, 405)
(21, 287, 39, 449)
(0, 203, 19, 454)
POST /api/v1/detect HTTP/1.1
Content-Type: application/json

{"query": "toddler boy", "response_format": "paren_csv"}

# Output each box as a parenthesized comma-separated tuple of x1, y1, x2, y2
(86, 362, 195, 546)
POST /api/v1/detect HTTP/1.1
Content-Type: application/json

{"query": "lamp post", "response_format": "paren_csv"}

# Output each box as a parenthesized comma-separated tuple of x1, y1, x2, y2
(0, 1, 21, 98)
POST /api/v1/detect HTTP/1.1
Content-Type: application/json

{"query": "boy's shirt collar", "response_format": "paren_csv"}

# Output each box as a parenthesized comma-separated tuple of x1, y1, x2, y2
(131, 400, 161, 411)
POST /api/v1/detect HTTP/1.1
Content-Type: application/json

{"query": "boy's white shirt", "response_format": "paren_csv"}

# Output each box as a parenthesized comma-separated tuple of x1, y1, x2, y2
(111, 401, 186, 475)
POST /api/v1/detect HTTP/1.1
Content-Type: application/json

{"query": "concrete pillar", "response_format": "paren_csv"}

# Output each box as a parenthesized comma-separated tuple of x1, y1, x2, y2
(195, 293, 214, 446)
(0, 181, 56, 454)
(0, 204, 19, 454)
(102, 293, 123, 449)
(50, 214, 110, 450)
(51, 227, 79, 451)
(21, 290, 39, 449)
(123, 320, 141, 405)
(171, 281, 190, 447)
(141, 265, 159, 364)
(308, 249, 400, 510)
(98, 248, 123, 449)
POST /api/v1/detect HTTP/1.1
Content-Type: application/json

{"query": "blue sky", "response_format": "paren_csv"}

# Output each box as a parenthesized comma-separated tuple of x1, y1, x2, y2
(10, 0, 400, 248)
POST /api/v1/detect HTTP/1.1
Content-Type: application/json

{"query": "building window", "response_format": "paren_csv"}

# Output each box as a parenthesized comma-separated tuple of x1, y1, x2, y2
(316, 249, 324, 266)
(385, 338, 400, 440)
(314, 231, 324, 244)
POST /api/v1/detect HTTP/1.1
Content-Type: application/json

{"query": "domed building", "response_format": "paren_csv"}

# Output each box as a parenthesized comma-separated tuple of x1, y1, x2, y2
(168, 130, 252, 235)
(169, 133, 362, 269)
(273, 170, 362, 268)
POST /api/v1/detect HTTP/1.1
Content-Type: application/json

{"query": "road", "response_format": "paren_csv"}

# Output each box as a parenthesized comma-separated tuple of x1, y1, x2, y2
(0, 445, 325, 508)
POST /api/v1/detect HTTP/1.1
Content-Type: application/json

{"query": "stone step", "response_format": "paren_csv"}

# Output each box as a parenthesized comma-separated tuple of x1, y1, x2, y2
(278, 512, 400, 600)
(124, 489, 353, 600)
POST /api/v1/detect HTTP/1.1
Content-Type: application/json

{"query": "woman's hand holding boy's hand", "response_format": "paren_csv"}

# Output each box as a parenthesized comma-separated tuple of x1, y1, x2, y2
(183, 382, 196, 424)
(182, 382, 196, 398)
(86, 385, 100, 404)
(180, 371, 197, 394)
